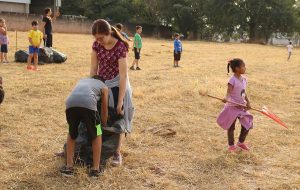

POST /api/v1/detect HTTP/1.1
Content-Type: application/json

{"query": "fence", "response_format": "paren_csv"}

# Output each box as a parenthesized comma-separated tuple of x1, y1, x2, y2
(0, 12, 92, 34)
(0, 12, 173, 38)
(269, 38, 300, 46)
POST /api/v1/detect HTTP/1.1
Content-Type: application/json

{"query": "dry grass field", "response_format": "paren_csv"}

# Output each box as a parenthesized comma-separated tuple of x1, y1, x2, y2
(0, 31, 299, 190)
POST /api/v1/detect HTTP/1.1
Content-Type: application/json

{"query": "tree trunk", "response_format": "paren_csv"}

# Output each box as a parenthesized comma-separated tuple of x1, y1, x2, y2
(193, 30, 198, 40)
(182, 31, 188, 39)
(265, 34, 270, 44)
(248, 22, 256, 42)
(264, 30, 272, 44)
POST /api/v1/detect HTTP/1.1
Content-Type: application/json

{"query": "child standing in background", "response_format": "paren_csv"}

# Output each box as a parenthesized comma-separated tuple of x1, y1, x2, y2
(217, 59, 253, 152)
(27, 21, 43, 71)
(0, 18, 9, 64)
(42, 7, 60, 48)
(173, 33, 183, 67)
(116, 23, 132, 41)
(287, 41, 293, 61)
(130, 25, 142, 71)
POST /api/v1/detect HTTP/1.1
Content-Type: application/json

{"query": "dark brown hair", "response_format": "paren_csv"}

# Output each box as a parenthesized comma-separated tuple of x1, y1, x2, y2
(227, 58, 245, 74)
(44, 8, 51, 15)
(92, 19, 129, 50)
(174, 33, 180, 37)
(92, 75, 103, 81)
(136, 25, 142, 31)
(31, 20, 38, 26)
(116, 23, 123, 31)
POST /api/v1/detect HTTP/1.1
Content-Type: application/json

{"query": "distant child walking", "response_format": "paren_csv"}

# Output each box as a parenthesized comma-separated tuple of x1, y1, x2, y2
(130, 25, 142, 71)
(116, 23, 132, 41)
(173, 33, 183, 67)
(217, 59, 253, 152)
(27, 21, 43, 71)
(0, 18, 9, 64)
(287, 41, 293, 61)
(60, 76, 109, 177)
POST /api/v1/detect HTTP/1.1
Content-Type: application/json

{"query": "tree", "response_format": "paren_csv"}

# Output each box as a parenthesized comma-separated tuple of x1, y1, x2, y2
(60, 0, 299, 42)
(61, 0, 133, 22)
(155, 0, 206, 39)
(61, 0, 86, 15)
(204, 0, 239, 40)
(236, 0, 297, 42)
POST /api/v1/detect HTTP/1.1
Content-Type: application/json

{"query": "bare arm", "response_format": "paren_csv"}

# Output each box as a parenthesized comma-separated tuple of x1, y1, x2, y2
(0, 27, 6, 35)
(245, 95, 251, 109)
(39, 37, 43, 47)
(124, 34, 132, 41)
(101, 87, 109, 127)
(223, 83, 233, 102)
(117, 57, 128, 114)
(28, 38, 34, 46)
(90, 50, 98, 77)
(51, 10, 60, 21)
(2, 25, 7, 35)
(126, 36, 132, 42)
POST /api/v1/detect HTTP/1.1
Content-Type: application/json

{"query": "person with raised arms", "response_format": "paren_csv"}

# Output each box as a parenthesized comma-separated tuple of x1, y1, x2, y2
(42, 8, 60, 48)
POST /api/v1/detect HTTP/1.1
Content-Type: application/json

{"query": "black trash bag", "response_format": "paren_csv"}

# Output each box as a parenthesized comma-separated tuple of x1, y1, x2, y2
(15, 48, 67, 64)
(52, 48, 67, 63)
(39, 47, 53, 63)
(63, 123, 121, 167)
(102, 107, 127, 133)
(15, 50, 28, 62)
(63, 107, 125, 167)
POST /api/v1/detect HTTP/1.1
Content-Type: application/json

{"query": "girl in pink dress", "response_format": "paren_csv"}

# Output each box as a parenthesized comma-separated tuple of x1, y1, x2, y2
(217, 59, 253, 152)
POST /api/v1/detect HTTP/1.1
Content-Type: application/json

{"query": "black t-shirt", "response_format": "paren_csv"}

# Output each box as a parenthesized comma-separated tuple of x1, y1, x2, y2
(42, 16, 52, 34)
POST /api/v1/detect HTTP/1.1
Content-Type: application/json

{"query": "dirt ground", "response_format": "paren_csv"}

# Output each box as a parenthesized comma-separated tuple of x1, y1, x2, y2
(0, 32, 299, 190)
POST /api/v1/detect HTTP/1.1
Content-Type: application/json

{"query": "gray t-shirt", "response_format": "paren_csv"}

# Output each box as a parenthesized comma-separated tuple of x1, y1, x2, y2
(66, 78, 106, 111)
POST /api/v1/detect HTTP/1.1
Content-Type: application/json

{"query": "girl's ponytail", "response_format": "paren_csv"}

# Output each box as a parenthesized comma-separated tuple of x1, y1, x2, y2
(111, 26, 129, 51)
(227, 60, 231, 75)
(227, 58, 244, 75)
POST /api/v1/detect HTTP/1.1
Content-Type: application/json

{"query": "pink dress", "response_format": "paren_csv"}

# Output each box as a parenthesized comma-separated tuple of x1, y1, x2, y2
(217, 75, 253, 130)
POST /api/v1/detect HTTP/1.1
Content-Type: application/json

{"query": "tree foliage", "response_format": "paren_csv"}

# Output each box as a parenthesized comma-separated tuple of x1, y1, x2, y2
(61, 0, 299, 41)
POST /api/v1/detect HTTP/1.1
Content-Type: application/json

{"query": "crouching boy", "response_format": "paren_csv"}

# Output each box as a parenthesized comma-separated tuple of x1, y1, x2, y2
(60, 75, 108, 178)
